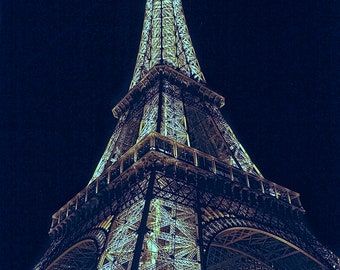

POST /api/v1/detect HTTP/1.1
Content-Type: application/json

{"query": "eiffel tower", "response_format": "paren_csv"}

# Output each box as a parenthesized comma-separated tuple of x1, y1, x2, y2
(34, 1, 339, 269)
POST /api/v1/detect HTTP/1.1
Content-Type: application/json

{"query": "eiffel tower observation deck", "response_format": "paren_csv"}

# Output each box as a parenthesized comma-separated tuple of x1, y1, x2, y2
(35, 0, 339, 269)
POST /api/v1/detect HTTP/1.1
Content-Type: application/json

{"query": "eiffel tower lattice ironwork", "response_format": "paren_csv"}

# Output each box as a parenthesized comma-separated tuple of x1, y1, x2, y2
(34, 0, 339, 269)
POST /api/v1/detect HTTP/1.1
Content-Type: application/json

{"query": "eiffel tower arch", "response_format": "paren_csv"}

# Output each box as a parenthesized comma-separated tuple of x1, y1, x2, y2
(34, 0, 339, 269)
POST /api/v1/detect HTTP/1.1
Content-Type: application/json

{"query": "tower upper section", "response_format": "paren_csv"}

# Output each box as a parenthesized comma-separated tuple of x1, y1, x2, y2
(129, 0, 206, 89)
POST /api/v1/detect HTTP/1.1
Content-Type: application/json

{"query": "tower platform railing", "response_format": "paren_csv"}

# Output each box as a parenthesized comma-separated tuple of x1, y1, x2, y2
(50, 131, 302, 233)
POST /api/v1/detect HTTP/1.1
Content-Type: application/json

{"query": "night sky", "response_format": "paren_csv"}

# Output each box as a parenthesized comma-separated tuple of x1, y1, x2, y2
(1, 1, 338, 269)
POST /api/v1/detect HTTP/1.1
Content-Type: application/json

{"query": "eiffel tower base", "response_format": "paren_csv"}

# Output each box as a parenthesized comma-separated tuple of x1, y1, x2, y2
(34, 145, 338, 270)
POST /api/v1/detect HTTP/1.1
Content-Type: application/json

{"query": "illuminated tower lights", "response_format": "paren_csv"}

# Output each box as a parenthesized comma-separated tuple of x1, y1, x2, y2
(35, 1, 339, 269)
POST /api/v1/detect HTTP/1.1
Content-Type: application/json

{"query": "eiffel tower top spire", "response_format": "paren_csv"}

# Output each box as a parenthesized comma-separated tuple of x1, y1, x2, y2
(129, 0, 206, 89)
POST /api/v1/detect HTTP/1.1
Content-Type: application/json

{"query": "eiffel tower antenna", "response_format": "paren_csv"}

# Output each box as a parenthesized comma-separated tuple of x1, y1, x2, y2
(34, 1, 339, 269)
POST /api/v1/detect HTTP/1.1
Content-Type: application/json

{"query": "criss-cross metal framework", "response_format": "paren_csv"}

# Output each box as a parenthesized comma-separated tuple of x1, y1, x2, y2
(102, 197, 201, 269)
(208, 228, 325, 270)
(34, 1, 339, 270)
(130, 0, 205, 89)
(46, 240, 98, 270)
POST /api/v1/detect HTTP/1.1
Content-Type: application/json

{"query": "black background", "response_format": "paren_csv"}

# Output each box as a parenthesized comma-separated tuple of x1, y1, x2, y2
(1, 0, 338, 269)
